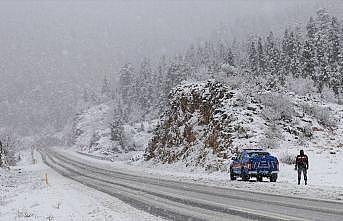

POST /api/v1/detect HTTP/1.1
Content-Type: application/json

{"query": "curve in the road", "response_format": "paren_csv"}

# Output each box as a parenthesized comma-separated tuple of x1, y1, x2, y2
(40, 149, 343, 221)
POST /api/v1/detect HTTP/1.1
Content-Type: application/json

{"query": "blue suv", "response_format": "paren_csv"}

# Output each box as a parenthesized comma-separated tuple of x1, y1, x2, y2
(229, 149, 279, 182)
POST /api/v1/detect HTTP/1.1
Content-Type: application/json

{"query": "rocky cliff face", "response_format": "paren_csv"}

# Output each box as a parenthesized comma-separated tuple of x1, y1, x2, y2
(145, 80, 251, 171)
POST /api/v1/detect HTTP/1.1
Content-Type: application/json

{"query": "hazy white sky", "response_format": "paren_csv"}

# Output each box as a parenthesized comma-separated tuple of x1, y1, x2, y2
(0, 0, 342, 134)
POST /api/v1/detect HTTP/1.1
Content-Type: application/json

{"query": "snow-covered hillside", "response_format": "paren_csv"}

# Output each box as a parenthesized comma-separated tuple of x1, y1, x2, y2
(70, 102, 157, 160)
(144, 79, 343, 171)
(71, 103, 113, 155)
(69, 79, 343, 173)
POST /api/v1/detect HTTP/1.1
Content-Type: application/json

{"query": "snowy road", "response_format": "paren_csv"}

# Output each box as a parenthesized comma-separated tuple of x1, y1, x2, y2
(41, 148, 343, 221)
(1, 150, 164, 221)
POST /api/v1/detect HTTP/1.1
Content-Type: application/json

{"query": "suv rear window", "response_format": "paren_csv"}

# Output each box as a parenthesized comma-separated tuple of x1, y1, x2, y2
(247, 152, 270, 158)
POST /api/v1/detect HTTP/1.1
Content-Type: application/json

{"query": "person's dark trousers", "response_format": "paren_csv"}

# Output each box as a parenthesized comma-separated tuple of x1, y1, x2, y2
(298, 167, 307, 185)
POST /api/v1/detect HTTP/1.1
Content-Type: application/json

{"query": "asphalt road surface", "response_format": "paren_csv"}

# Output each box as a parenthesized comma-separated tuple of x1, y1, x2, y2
(40, 148, 343, 221)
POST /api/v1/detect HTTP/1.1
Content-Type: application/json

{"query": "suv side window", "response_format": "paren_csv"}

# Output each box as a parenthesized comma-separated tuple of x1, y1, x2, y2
(242, 153, 246, 161)
(238, 153, 243, 161)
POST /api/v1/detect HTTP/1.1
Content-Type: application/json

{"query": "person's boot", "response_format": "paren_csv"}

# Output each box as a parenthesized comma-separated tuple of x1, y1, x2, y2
(305, 180, 307, 185)
(298, 179, 300, 185)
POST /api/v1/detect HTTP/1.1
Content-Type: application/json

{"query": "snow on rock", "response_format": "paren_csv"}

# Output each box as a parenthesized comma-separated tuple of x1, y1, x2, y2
(145, 80, 250, 171)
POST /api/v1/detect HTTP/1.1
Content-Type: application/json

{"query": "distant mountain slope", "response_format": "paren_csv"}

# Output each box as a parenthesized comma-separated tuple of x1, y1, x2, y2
(70, 102, 157, 159)
(71, 103, 114, 156)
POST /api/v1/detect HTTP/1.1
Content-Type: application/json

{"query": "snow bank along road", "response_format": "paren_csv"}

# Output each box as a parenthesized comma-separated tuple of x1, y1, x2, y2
(40, 148, 343, 221)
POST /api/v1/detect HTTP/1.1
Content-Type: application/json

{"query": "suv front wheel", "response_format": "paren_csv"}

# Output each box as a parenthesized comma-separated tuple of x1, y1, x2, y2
(241, 168, 250, 181)
(257, 175, 263, 182)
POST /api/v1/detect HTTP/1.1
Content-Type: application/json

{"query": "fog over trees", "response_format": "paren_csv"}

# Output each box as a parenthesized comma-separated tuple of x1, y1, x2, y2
(1, 0, 343, 135)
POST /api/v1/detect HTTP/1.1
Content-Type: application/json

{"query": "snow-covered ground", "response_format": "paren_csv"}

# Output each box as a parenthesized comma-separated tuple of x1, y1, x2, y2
(56, 147, 343, 202)
(0, 150, 164, 221)
(133, 148, 343, 201)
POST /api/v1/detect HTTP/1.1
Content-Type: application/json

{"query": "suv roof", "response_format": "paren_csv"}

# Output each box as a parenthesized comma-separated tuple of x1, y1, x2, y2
(242, 148, 264, 152)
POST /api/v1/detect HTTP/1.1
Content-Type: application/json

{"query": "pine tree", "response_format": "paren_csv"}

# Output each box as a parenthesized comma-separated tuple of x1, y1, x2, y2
(137, 58, 154, 117)
(185, 44, 198, 67)
(82, 88, 90, 103)
(280, 29, 292, 83)
(110, 99, 125, 152)
(328, 16, 341, 93)
(305, 16, 318, 82)
(204, 41, 216, 66)
(279, 28, 302, 79)
(118, 63, 136, 116)
(339, 26, 343, 94)
(248, 39, 258, 74)
(226, 48, 235, 66)
(101, 75, 111, 98)
(163, 57, 192, 97)
(231, 38, 241, 67)
(81, 87, 100, 105)
(306, 17, 317, 40)
(215, 41, 234, 66)
(314, 9, 332, 92)
(291, 29, 303, 78)
(216, 41, 226, 64)
(257, 37, 266, 73)
(301, 40, 316, 79)
(156, 56, 167, 95)
(163, 62, 177, 99)
(264, 32, 281, 88)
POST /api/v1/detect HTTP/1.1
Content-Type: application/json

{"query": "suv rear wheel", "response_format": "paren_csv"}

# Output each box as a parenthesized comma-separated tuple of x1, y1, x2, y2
(270, 174, 278, 182)
(230, 168, 236, 180)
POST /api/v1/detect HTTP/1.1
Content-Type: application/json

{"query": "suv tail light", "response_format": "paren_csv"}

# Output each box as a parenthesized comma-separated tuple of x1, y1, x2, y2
(247, 162, 252, 169)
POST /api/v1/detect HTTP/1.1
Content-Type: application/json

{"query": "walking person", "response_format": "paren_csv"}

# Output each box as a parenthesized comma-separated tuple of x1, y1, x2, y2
(295, 150, 309, 185)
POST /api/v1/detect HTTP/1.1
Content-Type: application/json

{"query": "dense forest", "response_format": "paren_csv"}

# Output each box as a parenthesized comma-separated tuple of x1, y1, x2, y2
(102, 9, 342, 127)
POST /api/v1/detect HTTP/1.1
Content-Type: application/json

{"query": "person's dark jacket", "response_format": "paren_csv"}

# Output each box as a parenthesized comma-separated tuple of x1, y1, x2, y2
(295, 154, 309, 169)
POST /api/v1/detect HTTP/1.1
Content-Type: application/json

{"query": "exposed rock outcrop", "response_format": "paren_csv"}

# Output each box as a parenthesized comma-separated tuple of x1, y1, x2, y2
(145, 80, 243, 171)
